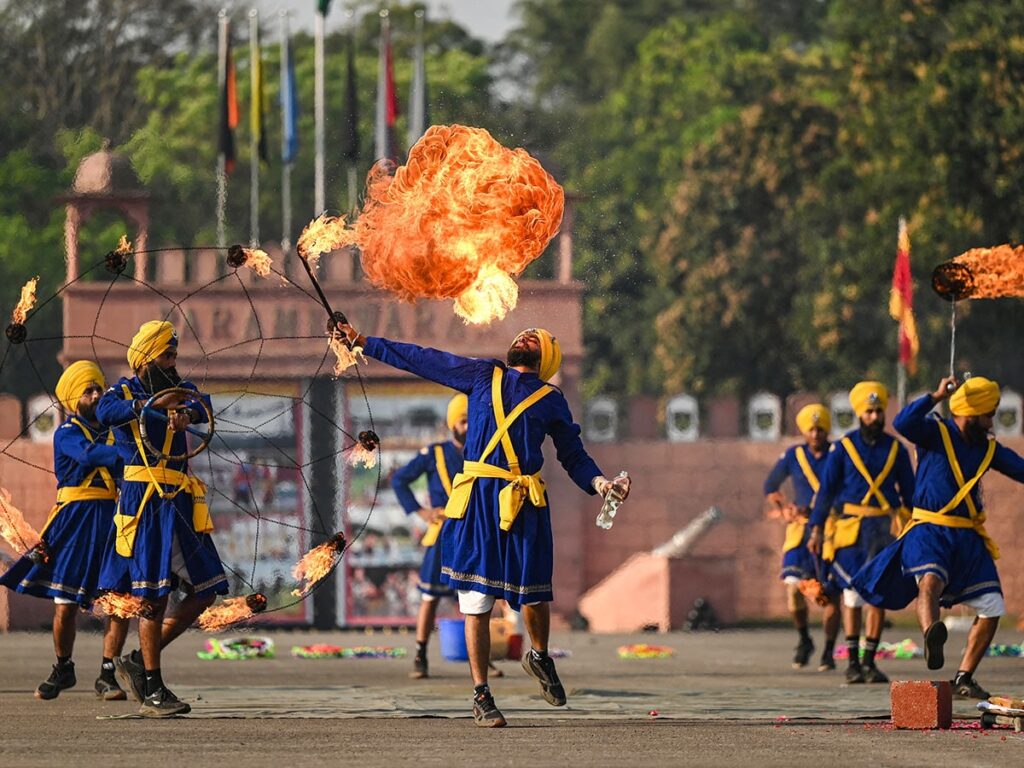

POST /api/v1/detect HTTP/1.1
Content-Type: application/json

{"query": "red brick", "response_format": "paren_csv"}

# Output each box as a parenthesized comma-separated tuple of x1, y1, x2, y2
(891, 680, 953, 730)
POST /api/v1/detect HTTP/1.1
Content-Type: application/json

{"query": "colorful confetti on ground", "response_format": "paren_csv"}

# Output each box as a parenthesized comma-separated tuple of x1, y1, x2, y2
(986, 643, 1024, 657)
(197, 636, 275, 660)
(833, 638, 921, 660)
(291, 644, 408, 659)
(617, 644, 675, 659)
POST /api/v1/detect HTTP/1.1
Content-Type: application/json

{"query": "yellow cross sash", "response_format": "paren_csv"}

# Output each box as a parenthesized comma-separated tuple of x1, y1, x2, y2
(420, 444, 453, 547)
(40, 419, 117, 535)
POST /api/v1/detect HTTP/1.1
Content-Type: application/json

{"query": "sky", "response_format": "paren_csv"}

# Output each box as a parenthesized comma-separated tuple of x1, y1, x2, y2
(252, 0, 519, 41)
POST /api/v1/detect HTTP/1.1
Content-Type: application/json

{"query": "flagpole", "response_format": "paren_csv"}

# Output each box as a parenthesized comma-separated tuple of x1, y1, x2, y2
(280, 10, 292, 254)
(408, 8, 426, 149)
(375, 9, 389, 161)
(314, 6, 326, 214)
(346, 7, 357, 213)
(249, 9, 260, 246)
(217, 9, 229, 249)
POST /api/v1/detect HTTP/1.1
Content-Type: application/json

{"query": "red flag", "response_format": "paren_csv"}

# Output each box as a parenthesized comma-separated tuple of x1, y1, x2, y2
(889, 217, 919, 374)
(375, 13, 399, 161)
(219, 29, 240, 174)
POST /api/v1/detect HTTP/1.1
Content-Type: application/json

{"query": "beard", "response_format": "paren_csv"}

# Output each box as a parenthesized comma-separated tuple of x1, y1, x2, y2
(963, 419, 990, 446)
(507, 346, 540, 369)
(859, 420, 885, 443)
(452, 426, 468, 446)
(78, 401, 97, 424)
(139, 363, 182, 394)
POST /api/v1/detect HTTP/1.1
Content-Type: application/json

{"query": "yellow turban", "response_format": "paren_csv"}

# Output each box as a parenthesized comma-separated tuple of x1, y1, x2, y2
(446, 393, 468, 430)
(795, 404, 831, 435)
(950, 377, 1000, 416)
(849, 381, 888, 417)
(56, 361, 105, 414)
(127, 320, 178, 371)
(514, 328, 562, 383)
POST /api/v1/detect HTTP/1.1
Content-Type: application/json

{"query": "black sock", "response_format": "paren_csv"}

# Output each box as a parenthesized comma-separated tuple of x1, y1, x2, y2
(100, 657, 116, 679)
(798, 625, 811, 643)
(129, 648, 142, 664)
(862, 637, 880, 668)
(473, 683, 489, 698)
(823, 637, 836, 656)
(531, 647, 548, 660)
(845, 635, 860, 666)
(144, 668, 164, 696)
(954, 670, 972, 684)
(56, 655, 72, 667)
(416, 641, 427, 657)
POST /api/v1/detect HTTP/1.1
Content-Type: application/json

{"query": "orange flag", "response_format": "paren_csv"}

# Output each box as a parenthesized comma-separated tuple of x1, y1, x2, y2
(889, 217, 920, 375)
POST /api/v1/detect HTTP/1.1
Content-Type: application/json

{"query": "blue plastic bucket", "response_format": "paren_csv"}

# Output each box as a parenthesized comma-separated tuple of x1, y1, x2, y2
(438, 618, 468, 661)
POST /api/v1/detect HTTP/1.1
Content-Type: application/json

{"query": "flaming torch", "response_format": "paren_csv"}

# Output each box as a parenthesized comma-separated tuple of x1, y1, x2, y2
(104, 235, 132, 275)
(294, 124, 564, 325)
(6, 277, 39, 344)
(197, 592, 269, 632)
(291, 532, 347, 597)
(226, 244, 274, 278)
(93, 592, 148, 619)
(0, 487, 41, 556)
(347, 430, 380, 469)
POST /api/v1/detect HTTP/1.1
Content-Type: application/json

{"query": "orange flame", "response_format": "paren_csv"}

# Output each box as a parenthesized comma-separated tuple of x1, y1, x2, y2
(952, 244, 1024, 298)
(93, 592, 146, 618)
(198, 596, 259, 631)
(453, 265, 519, 324)
(296, 214, 355, 270)
(798, 579, 831, 607)
(115, 235, 132, 255)
(291, 539, 343, 597)
(328, 335, 366, 376)
(0, 487, 40, 554)
(242, 248, 273, 278)
(11, 277, 39, 325)
(347, 442, 378, 469)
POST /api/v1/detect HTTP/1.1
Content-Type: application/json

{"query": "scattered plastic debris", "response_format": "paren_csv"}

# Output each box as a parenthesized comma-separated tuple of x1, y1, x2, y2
(197, 636, 275, 660)
(617, 644, 675, 659)
(834, 638, 921, 660)
(291, 644, 407, 659)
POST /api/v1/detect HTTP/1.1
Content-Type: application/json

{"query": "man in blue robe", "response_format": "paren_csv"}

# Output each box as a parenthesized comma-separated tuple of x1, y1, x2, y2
(336, 322, 630, 727)
(1, 361, 128, 700)
(763, 403, 839, 671)
(853, 376, 1024, 698)
(97, 320, 227, 717)
(391, 393, 467, 678)
(807, 381, 914, 684)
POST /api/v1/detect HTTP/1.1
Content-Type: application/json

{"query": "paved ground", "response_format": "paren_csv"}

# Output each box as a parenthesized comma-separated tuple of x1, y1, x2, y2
(2, 626, 1024, 767)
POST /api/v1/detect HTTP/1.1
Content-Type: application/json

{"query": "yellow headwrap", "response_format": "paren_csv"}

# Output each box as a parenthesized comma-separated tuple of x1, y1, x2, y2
(795, 404, 831, 435)
(513, 328, 562, 383)
(446, 393, 468, 430)
(950, 377, 1000, 416)
(127, 320, 178, 371)
(849, 381, 888, 417)
(56, 361, 105, 414)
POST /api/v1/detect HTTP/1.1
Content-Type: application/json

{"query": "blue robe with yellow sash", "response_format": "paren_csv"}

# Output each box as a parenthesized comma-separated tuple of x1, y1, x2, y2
(764, 443, 830, 583)
(96, 376, 228, 600)
(391, 440, 463, 597)
(853, 394, 1024, 609)
(362, 337, 603, 610)
(0, 416, 122, 606)
(808, 429, 914, 590)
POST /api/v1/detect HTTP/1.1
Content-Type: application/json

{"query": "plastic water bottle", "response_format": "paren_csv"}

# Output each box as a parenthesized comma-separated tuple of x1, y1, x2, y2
(596, 471, 629, 530)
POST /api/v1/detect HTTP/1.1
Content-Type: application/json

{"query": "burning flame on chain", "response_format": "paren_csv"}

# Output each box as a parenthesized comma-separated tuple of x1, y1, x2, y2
(10, 278, 39, 325)
(93, 593, 146, 619)
(115, 235, 132, 255)
(0, 487, 40, 554)
(291, 534, 346, 597)
(297, 214, 354, 271)
(198, 596, 257, 632)
(347, 442, 378, 469)
(296, 125, 563, 324)
(242, 248, 273, 277)
(950, 244, 1024, 298)
(328, 335, 366, 376)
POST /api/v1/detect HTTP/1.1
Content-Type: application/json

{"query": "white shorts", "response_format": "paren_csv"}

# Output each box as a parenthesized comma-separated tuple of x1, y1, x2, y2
(843, 588, 865, 608)
(54, 596, 77, 606)
(457, 590, 542, 615)
(421, 592, 438, 603)
(783, 576, 802, 586)
(963, 592, 1005, 618)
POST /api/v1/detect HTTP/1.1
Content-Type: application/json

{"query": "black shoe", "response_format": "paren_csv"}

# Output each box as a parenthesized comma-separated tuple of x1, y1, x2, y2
(818, 651, 836, 672)
(139, 686, 191, 718)
(472, 688, 507, 728)
(410, 653, 428, 680)
(952, 673, 990, 700)
(522, 651, 566, 707)
(94, 675, 127, 701)
(792, 637, 814, 668)
(862, 664, 889, 684)
(35, 662, 76, 700)
(113, 651, 146, 703)
(845, 664, 865, 684)
(924, 622, 948, 671)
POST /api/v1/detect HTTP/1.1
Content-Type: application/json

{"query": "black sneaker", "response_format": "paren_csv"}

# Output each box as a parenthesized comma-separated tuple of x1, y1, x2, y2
(792, 637, 814, 668)
(924, 621, 948, 671)
(952, 673, 990, 700)
(409, 653, 428, 680)
(94, 675, 127, 701)
(522, 651, 566, 706)
(113, 651, 146, 703)
(472, 688, 507, 728)
(139, 686, 191, 718)
(818, 650, 836, 671)
(845, 663, 865, 684)
(35, 662, 76, 700)
(862, 664, 889, 684)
